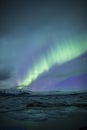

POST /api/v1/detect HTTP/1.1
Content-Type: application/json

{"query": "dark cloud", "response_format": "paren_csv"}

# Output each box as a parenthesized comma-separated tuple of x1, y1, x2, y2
(0, 68, 12, 81)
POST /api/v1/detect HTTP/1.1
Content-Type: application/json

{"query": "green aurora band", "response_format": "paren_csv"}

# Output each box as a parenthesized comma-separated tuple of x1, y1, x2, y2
(18, 36, 87, 89)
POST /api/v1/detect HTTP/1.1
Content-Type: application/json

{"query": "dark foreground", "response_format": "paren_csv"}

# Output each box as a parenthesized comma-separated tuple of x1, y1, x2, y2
(0, 91, 87, 130)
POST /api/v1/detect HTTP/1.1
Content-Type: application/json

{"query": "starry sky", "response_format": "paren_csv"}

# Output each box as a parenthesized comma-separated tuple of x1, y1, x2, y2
(0, 0, 87, 91)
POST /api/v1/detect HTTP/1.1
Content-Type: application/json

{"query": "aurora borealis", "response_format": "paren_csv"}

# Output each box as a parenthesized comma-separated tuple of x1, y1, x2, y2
(0, 0, 87, 92)
(18, 36, 87, 89)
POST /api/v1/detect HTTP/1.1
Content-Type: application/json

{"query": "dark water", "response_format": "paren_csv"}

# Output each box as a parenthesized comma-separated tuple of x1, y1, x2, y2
(0, 91, 87, 130)
(0, 112, 87, 130)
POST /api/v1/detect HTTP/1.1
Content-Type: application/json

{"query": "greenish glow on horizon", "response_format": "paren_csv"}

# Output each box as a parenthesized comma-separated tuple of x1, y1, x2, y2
(18, 36, 87, 89)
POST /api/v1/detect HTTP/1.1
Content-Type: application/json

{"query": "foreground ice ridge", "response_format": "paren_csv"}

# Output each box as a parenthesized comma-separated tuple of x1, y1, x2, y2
(0, 90, 87, 121)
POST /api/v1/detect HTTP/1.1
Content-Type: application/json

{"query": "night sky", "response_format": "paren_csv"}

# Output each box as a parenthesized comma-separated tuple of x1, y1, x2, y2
(0, 0, 87, 91)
